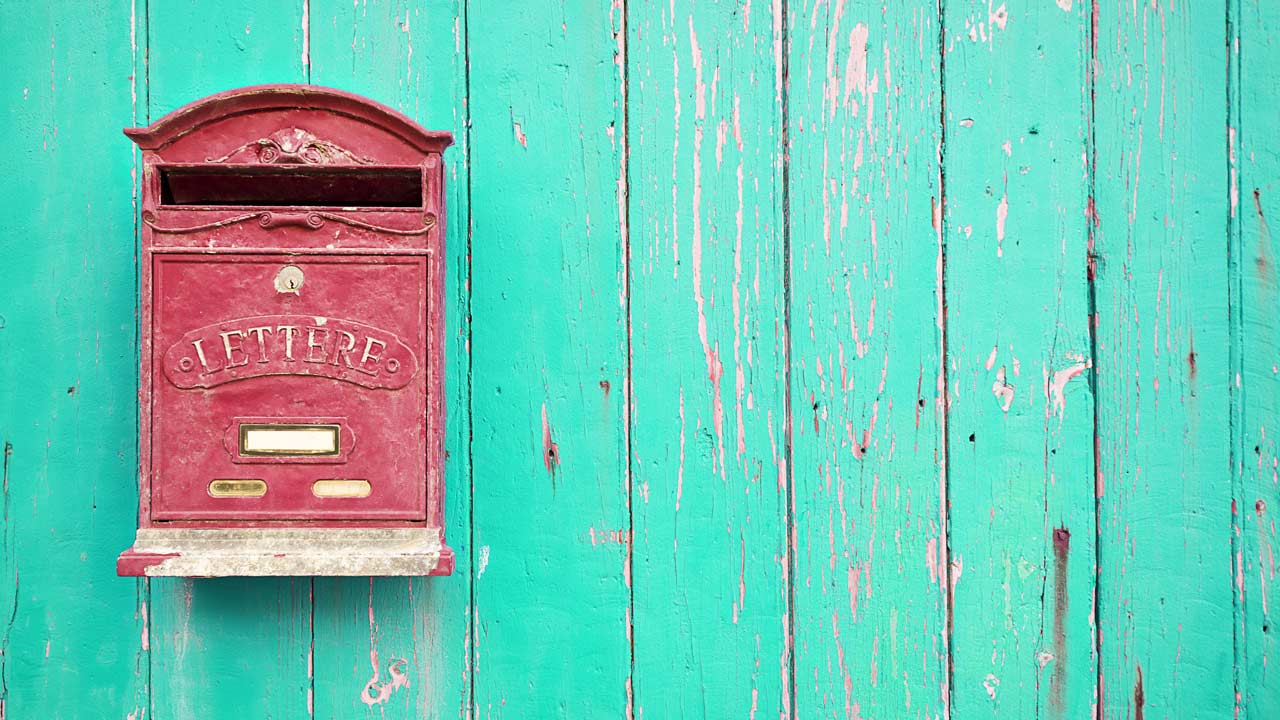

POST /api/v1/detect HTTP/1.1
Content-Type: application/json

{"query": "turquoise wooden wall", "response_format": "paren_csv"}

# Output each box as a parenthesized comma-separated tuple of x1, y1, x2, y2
(1, 0, 1276, 717)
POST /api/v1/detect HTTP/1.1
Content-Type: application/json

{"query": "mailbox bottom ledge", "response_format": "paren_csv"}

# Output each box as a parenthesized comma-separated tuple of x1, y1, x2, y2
(117, 527, 455, 577)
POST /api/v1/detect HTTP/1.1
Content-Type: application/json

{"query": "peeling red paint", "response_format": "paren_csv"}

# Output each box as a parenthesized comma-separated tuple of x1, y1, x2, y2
(1187, 332, 1198, 383)
(1046, 359, 1091, 415)
(512, 117, 528, 148)
(1051, 526, 1070, 711)
(1134, 664, 1145, 720)
(1255, 188, 1273, 277)
(541, 403, 559, 474)
(115, 552, 180, 576)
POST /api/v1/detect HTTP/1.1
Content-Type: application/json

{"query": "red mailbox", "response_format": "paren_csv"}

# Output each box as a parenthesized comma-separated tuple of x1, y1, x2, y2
(117, 85, 454, 576)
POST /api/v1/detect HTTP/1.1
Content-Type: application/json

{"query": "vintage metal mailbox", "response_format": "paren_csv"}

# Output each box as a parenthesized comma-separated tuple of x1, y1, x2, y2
(117, 85, 454, 576)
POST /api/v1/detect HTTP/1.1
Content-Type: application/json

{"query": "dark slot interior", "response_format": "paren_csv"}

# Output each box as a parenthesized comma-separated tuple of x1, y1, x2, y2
(159, 165, 423, 208)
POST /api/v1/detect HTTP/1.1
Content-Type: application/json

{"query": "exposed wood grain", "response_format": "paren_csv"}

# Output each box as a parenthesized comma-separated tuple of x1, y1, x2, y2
(787, 1, 949, 716)
(467, 0, 631, 715)
(307, 2, 472, 717)
(1093, 1, 1234, 716)
(1231, 1, 1279, 716)
(0, 2, 146, 717)
(628, 0, 789, 715)
(943, 2, 1097, 717)
(144, 5, 312, 718)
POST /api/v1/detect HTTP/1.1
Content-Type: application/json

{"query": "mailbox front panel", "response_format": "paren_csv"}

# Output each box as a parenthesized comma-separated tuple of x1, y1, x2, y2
(150, 253, 429, 520)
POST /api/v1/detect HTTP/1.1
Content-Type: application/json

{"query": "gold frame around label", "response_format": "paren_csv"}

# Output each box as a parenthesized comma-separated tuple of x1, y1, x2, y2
(208, 479, 268, 497)
(238, 423, 342, 457)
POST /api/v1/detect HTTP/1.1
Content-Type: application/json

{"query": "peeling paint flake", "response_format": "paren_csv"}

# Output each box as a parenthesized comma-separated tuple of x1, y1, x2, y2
(1046, 358, 1091, 416)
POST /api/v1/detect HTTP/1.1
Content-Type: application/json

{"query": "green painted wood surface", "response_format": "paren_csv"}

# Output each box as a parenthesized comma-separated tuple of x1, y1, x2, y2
(1232, 0, 1280, 715)
(787, 2, 948, 717)
(628, 1, 787, 716)
(467, 1, 631, 716)
(944, 2, 1096, 717)
(1094, 2, 1235, 717)
(0, 3, 146, 718)
(1, 2, 1276, 718)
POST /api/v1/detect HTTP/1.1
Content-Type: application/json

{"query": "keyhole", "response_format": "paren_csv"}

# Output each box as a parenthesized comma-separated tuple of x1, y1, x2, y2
(274, 265, 305, 295)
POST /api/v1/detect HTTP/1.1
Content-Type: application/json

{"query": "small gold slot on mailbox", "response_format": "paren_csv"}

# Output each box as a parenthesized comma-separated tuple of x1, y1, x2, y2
(208, 479, 268, 497)
(240, 423, 341, 457)
(312, 479, 372, 498)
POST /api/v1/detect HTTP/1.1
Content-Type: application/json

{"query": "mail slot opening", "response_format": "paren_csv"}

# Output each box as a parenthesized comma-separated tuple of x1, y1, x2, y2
(239, 423, 341, 456)
(158, 165, 422, 208)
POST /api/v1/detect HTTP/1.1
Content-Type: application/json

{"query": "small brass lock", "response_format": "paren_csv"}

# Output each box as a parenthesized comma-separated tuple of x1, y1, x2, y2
(274, 265, 304, 294)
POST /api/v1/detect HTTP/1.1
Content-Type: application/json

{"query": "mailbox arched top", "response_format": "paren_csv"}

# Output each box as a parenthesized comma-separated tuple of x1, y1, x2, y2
(125, 84, 453, 159)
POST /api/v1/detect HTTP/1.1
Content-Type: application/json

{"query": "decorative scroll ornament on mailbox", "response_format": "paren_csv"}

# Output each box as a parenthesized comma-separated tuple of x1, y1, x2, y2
(117, 85, 454, 577)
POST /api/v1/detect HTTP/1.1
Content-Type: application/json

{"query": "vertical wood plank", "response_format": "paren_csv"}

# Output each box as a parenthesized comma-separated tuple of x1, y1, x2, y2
(0, 2, 147, 717)
(467, 0, 631, 715)
(1094, 1, 1234, 717)
(145, 5, 312, 718)
(628, 0, 788, 716)
(787, 1, 949, 716)
(943, 1, 1097, 717)
(307, 1, 472, 717)
(147, 2, 309, 117)
(1232, 0, 1280, 715)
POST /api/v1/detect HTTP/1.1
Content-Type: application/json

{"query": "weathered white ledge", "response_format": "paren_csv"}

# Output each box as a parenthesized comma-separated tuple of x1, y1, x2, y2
(118, 527, 453, 577)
